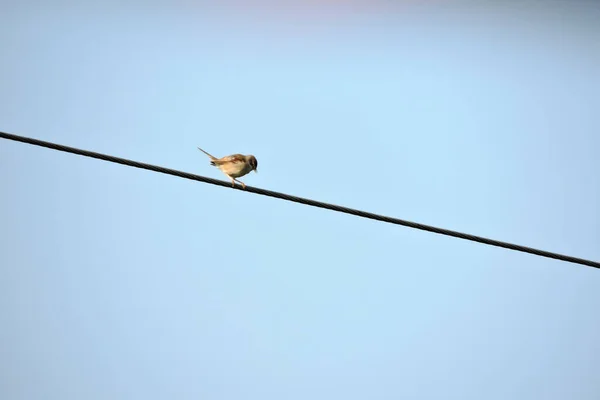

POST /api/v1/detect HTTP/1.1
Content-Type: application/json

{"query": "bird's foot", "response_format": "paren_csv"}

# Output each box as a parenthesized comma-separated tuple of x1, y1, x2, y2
(230, 178, 245, 189)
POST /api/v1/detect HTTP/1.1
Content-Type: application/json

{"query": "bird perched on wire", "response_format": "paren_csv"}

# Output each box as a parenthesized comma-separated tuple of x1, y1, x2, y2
(197, 147, 258, 189)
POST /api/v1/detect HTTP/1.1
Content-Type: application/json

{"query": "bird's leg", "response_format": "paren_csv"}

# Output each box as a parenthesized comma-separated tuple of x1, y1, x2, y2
(228, 176, 246, 189)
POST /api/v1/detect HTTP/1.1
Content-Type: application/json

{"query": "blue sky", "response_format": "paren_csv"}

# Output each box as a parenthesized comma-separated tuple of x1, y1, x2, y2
(1, 1, 599, 399)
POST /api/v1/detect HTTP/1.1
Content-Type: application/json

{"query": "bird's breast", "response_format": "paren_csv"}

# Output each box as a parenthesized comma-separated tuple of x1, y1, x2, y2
(218, 162, 252, 178)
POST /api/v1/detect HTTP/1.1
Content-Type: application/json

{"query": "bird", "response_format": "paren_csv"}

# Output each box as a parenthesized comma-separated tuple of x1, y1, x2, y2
(197, 147, 258, 189)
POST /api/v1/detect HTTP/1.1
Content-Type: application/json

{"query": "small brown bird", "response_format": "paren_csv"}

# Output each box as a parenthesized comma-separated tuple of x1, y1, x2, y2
(197, 147, 258, 189)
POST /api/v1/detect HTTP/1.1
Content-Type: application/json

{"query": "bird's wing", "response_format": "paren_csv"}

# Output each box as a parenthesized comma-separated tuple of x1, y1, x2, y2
(197, 147, 218, 160)
(212, 154, 246, 165)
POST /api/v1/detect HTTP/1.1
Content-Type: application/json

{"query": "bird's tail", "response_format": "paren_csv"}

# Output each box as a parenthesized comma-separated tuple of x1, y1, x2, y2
(197, 147, 217, 161)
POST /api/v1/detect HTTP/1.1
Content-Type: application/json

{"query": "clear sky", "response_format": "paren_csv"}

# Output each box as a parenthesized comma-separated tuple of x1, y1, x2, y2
(1, 1, 599, 399)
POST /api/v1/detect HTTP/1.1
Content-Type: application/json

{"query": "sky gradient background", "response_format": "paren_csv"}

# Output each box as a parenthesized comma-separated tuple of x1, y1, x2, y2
(1, 1, 599, 399)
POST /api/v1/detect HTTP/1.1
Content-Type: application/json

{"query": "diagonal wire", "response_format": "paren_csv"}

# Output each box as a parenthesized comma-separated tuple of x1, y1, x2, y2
(1, 130, 599, 270)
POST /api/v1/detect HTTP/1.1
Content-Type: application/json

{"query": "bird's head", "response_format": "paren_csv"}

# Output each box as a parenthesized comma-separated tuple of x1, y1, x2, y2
(248, 155, 258, 173)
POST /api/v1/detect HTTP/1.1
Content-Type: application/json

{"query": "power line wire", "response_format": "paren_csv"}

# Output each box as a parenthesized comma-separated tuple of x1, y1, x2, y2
(1, 130, 598, 270)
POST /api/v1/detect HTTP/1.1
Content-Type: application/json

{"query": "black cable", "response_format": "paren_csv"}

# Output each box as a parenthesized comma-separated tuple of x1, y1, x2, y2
(1, 130, 598, 270)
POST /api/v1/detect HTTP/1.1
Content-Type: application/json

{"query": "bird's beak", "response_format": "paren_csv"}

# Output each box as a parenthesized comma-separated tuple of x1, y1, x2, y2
(254, 169, 258, 173)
